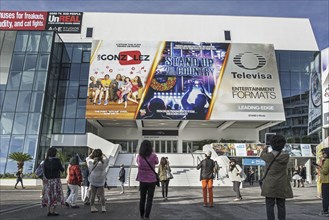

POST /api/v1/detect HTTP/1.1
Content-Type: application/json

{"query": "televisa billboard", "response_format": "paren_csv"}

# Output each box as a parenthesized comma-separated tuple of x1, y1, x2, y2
(86, 41, 285, 121)
(322, 48, 329, 128)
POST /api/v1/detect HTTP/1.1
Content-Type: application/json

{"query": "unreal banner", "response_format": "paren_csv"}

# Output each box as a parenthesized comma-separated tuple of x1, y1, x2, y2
(86, 41, 285, 121)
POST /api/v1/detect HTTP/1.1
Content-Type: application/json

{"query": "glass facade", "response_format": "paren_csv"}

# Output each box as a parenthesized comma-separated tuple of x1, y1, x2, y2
(260, 51, 321, 143)
(0, 31, 55, 174)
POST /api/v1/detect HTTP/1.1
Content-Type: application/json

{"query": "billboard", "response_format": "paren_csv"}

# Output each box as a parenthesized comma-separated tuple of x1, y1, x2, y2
(322, 48, 329, 128)
(308, 53, 322, 134)
(0, 11, 82, 33)
(0, 11, 47, 30)
(87, 41, 285, 121)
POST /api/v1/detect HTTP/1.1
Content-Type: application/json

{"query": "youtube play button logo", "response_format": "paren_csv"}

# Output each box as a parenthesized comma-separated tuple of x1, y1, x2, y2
(119, 50, 150, 65)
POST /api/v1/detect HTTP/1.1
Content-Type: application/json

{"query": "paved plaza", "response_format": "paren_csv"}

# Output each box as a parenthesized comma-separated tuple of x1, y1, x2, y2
(0, 184, 325, 220)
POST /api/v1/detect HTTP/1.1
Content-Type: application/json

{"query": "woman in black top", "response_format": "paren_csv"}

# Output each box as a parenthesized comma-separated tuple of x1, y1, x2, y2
(42, 148, 65, 217)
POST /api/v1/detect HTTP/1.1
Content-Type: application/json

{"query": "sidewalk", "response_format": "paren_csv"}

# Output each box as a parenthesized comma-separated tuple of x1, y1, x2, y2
(0, 184, 324, 220)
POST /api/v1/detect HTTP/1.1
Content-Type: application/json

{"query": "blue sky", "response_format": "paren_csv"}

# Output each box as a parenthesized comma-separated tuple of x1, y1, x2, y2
(2, 0, 328, 50)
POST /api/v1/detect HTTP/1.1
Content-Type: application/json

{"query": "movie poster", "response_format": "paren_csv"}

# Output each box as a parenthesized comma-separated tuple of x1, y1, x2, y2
(322, 48, 329, 128)
(137, 41, 229, 120)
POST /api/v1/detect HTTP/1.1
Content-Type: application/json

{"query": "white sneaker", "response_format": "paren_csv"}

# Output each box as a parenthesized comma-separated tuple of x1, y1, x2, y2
(101, 206, 106, 213)
(120, 191, 124, 195)
(91, 206, 98, 213)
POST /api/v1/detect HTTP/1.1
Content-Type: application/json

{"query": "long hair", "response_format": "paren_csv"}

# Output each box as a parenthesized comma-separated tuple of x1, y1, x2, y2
(229, 159, 237, 171)
(139, 140, 153, 157)
(160, 157, 167, 168)
(90, 149, 104, 164)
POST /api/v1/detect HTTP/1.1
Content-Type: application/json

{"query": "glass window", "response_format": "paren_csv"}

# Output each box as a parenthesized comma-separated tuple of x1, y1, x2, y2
(30, 92, 44, 112)
(36, 54, 50, 70)
(24, 54, 38, 71)
(14, 32, 29, 51)
(75, 119, 86, 133)
(278, 52, 290, 71)
(64, 119, 75, 133)
(0, 135, 10, 174)
(65, 99, 77, 118)
(2, 91, 18, 112)
(0, 90, 4, 109)
(70, 64, 81, 80)
(6, 71, 22, 90)
(279, 71, 290, 90)
(11, 54, 25, 71)
(9, 135, 25, 154)
(76, 99, 86, 118)
(26, 113, 41, 134)
(0, 113, 15, 134)
(173, 141, 177, 153)
(24, 135, 38, 158)
(39, 32, 53, 52)
(300, 72, 310, 93)
(68, 86, 79, 99)
(20, 71, 35, 90)
(53, 119, 64, 133)
(64, 44, 73, 60)
(72, 45, 82, 63)
(161, 141, 166, 153)
(33, 71, 47, 91)
(78, 86, 87, 99)
(16, 92, 31, 112)
(55, 99, 66, 118)
(12, 113, 28, 134)
(26, 32, 41, 52)
(82, 51, 90, 63)
(290, 71, 300, 92)
(80, 63, 89, 81)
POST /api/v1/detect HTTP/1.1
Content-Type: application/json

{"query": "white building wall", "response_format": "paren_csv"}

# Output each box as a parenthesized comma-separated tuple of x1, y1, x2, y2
(99, 127, 258, 153)
(59, 13, 318, 51)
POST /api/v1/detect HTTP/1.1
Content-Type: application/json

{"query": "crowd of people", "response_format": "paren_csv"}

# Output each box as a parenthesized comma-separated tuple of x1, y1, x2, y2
(33, 137, 328, 219)
(89, 74, 143, 108)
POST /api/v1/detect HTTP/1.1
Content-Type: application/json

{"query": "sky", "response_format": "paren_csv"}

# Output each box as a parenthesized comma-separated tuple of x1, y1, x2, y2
(1, 0, 328, 50)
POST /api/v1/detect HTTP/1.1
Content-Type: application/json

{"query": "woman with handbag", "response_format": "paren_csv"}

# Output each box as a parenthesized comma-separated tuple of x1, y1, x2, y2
(260, 135, 293, 220)
(158, 157, 171, 201)
(65, 156, 82, 208)
(136, 140, 159, 220)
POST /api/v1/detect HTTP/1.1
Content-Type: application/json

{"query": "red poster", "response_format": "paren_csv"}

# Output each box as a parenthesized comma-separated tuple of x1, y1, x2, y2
(0, 11, 47, 30)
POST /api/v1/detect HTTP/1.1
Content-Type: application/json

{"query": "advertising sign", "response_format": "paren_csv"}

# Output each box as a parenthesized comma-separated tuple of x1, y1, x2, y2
(45, 12, 83, 33)
(210, 44, 285, 121)
(308, 53, 322, 134)
(87, 41, 284, 120)
(0, 11, 47, 30)
(300, 144, 313, 157)
(243, 158, 265, 166)
(322, 48, 329, 128)
(0, 11, 82, 33)
(235, 143, 247, 156)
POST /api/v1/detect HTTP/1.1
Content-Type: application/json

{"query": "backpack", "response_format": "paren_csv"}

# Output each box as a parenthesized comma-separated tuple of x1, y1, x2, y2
(16, 171, 21, 177)
(35, 161, 44, 179)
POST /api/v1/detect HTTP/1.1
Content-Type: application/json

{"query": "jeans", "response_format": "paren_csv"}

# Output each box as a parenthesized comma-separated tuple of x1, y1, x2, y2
(15, 177, 24, 188)
(66, 184, 79, 206)
(322, 183, 329, 212)
(266, 197, 286, 220)
(202, 179, 213, 206)
(161, 180, 169, 198)
(139, 182, 156, 218)
(81, 186, 89, 202)
(90, 185, 105, 206)
(120, 181, 125, 193)
(233, 181, 242, 199)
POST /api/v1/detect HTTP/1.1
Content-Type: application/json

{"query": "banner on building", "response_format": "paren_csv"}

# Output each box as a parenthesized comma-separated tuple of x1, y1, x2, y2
(45, 12, 83, 33)
(0, 11, 47, 30)
(308, 52, 322, 134)
(322, 48, 329, 128)
(0, 11, 82, 33)
(86, 41, 285, 120)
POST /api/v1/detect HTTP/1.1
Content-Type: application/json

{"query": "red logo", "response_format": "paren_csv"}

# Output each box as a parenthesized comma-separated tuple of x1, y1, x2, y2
(118, 50, 149, 65)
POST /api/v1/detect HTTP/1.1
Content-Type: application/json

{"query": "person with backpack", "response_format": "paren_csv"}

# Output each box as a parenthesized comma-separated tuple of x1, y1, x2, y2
(81, 161, 90, 205)
(197, 151, 215, 207)
(260, 135, 293, 220)
(15, 168, 25, 189)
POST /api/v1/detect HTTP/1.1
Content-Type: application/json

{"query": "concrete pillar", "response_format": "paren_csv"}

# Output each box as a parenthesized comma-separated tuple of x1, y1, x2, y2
(305, 159, 312, 184)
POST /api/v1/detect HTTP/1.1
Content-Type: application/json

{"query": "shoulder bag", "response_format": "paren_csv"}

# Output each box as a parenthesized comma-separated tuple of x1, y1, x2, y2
(143, 157, 160, 187)
(259, 151, 282, 188)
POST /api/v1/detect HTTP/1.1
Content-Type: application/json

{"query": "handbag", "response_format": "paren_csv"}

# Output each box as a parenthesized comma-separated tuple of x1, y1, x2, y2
(143, 157, 160, 187)
(35, 161, 44, 179)
(166, 168, 174, 180)
(259, 151, 282, 188)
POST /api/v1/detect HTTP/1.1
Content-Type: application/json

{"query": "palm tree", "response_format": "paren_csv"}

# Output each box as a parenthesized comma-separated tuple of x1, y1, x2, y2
(8, 152, 33, 172)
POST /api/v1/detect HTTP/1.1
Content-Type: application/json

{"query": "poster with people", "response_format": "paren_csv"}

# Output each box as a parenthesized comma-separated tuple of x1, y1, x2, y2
(86, 41, 285, 121)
